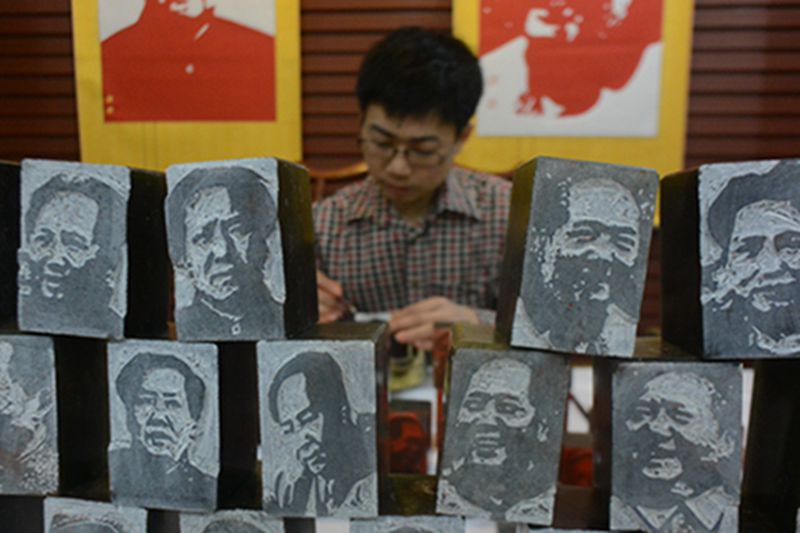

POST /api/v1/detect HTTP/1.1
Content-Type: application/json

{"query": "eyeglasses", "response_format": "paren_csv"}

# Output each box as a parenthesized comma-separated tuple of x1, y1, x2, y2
(358, 137, 450, 169)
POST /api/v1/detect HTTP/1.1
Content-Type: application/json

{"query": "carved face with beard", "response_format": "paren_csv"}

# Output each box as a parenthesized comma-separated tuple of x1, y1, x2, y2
(535, 179, 641, 348)
(449, 358, 536, 510)
(708, 200, 800, 354)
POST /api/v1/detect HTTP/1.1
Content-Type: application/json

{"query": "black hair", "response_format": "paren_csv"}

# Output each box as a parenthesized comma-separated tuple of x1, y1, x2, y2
(167, 166, 277, 263)
(116, 352, 206, 423)
(268, 351, 351, 426)
(356, 26, 483, 134)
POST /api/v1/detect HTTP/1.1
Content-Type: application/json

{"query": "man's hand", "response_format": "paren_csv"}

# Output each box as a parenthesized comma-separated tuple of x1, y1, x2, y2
(389, 297, 480, 351)
(317, 270, 349, 323)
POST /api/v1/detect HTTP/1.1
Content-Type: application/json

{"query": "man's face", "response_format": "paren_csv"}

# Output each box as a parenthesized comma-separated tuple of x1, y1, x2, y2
(456, 359, 535, 466)
(625, 372, 724, 495)
(277, 373, 327, 475)
(546, 179, 640, 303)
(185, 186, 253, 302)
(27, 191, 100, 300)
(360, 104, 467, 217)
(721, 200, 800, 312)
(157, 0, 209, 18)
(133, 367, 197, 461)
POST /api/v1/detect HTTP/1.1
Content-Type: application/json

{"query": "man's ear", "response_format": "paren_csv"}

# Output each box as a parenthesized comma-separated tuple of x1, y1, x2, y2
(454, 123, 474, 153)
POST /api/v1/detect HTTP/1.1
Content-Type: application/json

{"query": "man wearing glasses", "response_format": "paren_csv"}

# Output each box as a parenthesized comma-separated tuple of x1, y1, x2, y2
(314, 27, 511, 351)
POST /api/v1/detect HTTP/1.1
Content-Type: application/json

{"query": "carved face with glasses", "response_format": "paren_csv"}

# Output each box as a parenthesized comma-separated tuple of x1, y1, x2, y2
(359, 105, 469, 220)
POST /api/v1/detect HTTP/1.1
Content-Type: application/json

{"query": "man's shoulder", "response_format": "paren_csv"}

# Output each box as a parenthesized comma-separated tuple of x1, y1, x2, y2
(451, 166, 511, 202)
(452, 165, 510, 186)
(449, 166, 511, 220)
(319, 178, 372, 203)
(313, 179, 372, 221)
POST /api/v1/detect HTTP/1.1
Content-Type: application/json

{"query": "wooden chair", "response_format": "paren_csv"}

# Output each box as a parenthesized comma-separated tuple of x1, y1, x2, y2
(307, 161, 369, 202)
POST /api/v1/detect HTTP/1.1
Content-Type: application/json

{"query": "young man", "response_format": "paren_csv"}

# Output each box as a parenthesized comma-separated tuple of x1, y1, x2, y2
(314, 27, 511, 351)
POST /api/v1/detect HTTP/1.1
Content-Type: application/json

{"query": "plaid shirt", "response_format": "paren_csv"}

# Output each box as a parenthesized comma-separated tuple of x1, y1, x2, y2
(313, 167, 511, 315)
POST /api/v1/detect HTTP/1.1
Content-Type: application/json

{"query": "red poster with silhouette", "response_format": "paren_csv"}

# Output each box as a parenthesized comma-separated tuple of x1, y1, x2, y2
(100, 1, 275, 122)
(477, 0, 663, 137)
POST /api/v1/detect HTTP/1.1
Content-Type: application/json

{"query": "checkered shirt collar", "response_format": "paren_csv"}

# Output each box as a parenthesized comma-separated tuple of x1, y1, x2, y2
(345, 169, 483, 225)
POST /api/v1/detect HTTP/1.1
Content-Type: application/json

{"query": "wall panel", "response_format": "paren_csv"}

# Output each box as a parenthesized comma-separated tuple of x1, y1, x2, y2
(686, 0, 800, 168)
(0, 1, 77, 161)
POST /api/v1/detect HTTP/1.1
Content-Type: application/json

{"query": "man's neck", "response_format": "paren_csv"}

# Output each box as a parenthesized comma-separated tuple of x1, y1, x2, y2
(392, 189, 438, 227)
(396, 205, 429, 226)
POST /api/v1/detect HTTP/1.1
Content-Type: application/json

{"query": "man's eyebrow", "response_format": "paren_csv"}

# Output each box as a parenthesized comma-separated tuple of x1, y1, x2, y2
(62, 229, 90, 240)
(495, 393, 525, 403)
(297, 407, 317, 419)
(574, 220, 638, 233)
(368, 124, 440, 144)
(613, 225, 638, 234)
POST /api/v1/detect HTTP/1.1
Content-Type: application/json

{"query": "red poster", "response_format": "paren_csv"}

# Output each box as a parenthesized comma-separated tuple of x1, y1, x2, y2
(478, 0, 664, 136)
(99, 1, 276, 122)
